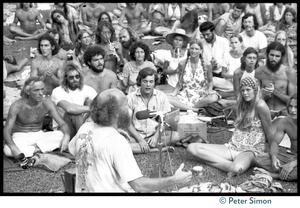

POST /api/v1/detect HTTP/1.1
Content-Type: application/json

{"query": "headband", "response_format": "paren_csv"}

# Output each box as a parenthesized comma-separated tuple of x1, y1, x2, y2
(240, 76, 257, 90)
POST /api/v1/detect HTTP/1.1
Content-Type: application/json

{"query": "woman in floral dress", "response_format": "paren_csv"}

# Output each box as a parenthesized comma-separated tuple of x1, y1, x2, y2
(187, 76, 272, 176)
(168, 40, 220, 111)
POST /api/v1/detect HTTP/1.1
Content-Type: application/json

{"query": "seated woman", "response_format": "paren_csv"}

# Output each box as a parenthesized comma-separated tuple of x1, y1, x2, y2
(275, 30, 295, 70)
(154, 28, 189, 94)
(276, 7, 297, 61)
(121, 41, 156, 94)
(50, 9, 79, 45)
(187, 76, 272, 176)
(213, 34, 245, 98)
(233, 47, 259, 99)
(95, 21, 124, 73)
(168, 40, 220, 111)
(74, 30, 94, 67)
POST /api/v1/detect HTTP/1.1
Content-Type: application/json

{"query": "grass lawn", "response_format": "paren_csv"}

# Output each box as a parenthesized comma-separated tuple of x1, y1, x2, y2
(3, 128, 297, 193)
(2, 4, 297, 194)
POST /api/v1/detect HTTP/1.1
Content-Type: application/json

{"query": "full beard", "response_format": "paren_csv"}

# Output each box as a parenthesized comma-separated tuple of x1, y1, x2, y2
(266, 58, 282, 72)
(68, 81, 80, 90)
(89, 64, 104, 73)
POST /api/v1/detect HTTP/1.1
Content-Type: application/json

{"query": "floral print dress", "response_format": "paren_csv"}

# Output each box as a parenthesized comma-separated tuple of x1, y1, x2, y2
(177, 58, 212, 107)
(226, 117, 266, 156)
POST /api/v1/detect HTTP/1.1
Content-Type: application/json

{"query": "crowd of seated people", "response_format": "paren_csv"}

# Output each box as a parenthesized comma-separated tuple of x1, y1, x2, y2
(3, 3, 298, 192)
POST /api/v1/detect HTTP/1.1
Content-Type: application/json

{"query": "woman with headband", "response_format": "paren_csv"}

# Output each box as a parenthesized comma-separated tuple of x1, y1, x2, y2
(187, 76, 272, 177)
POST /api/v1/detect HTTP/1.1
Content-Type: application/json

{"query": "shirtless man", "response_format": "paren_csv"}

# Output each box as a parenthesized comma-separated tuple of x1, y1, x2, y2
(9, 3, 47, 39)
(255, 42, 297, 115)
(80, 3, 106, 32)
(119, 3, 147, 33)
(30, 34, 63, 96)
(256, 94, 297, 181)
(83, 45, 118, 93)
(3, 77, 70, 159)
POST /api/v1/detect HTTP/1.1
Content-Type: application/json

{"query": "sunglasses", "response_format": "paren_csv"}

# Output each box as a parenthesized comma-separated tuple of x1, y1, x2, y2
(67, 74, 80, 80)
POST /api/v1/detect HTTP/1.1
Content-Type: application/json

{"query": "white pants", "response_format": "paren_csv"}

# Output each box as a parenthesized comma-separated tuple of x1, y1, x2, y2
(4, 130, 64, 157)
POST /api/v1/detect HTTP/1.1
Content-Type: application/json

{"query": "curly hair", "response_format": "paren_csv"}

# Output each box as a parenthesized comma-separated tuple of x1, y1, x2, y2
(37, 33, 60, 56)
(61, 63, 84, 92)
(241, 13, 259, 30)
(90, 94, 119, 126)
(95, 21, 117, 44)
(129, 41, 151, 61)
(83, 45, 106, 68)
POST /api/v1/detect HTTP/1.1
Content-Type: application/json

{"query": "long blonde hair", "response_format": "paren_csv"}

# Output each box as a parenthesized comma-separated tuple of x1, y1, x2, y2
(235, 77, 261, 130)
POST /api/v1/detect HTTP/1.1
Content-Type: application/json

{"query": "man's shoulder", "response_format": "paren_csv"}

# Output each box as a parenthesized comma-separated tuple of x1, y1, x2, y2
(42, 96, 56, 106)
(219, 12, 231, 21)
(9, 98, 24, 110)
(52, 85, 64, 93)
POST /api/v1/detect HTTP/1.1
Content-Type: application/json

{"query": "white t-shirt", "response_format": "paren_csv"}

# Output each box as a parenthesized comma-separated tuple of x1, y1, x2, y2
(68, 122, 143, 192)
(201, 35, 230, 74)
(225, 54, 242, 76)
(239, 30, 268, 51)
(51, 85, 97, 106)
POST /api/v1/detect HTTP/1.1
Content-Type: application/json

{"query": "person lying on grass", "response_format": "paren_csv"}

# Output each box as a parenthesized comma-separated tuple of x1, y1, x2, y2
(187, 76, 272, 177)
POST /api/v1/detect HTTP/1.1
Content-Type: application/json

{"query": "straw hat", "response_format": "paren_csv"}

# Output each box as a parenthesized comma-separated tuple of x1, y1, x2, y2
(165, 28, 190, 46)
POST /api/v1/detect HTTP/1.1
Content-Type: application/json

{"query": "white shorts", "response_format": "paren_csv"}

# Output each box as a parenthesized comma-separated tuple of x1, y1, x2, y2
(4, 130, 64, 157)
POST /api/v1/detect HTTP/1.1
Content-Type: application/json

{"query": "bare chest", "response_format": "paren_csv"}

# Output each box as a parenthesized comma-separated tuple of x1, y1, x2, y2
(36, 59, 59, 75)
(17, 10, 37, 22)
(17, 104, 48, 124)
(84, 74, 112, 93)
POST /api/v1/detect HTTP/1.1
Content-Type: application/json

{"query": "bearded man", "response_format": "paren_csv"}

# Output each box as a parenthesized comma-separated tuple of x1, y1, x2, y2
(119, 27, 139, 62)
(255, 42, 297, 115)
(51, 63, 97, 138)
(82, 45, 118, 93)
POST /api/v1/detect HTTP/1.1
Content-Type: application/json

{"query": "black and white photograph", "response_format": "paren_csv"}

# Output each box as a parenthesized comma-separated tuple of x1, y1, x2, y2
(2, 2, 298, 195)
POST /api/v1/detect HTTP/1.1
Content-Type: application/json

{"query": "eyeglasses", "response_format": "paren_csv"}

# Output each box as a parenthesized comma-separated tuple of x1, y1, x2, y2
(67, 74, 80, 80)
